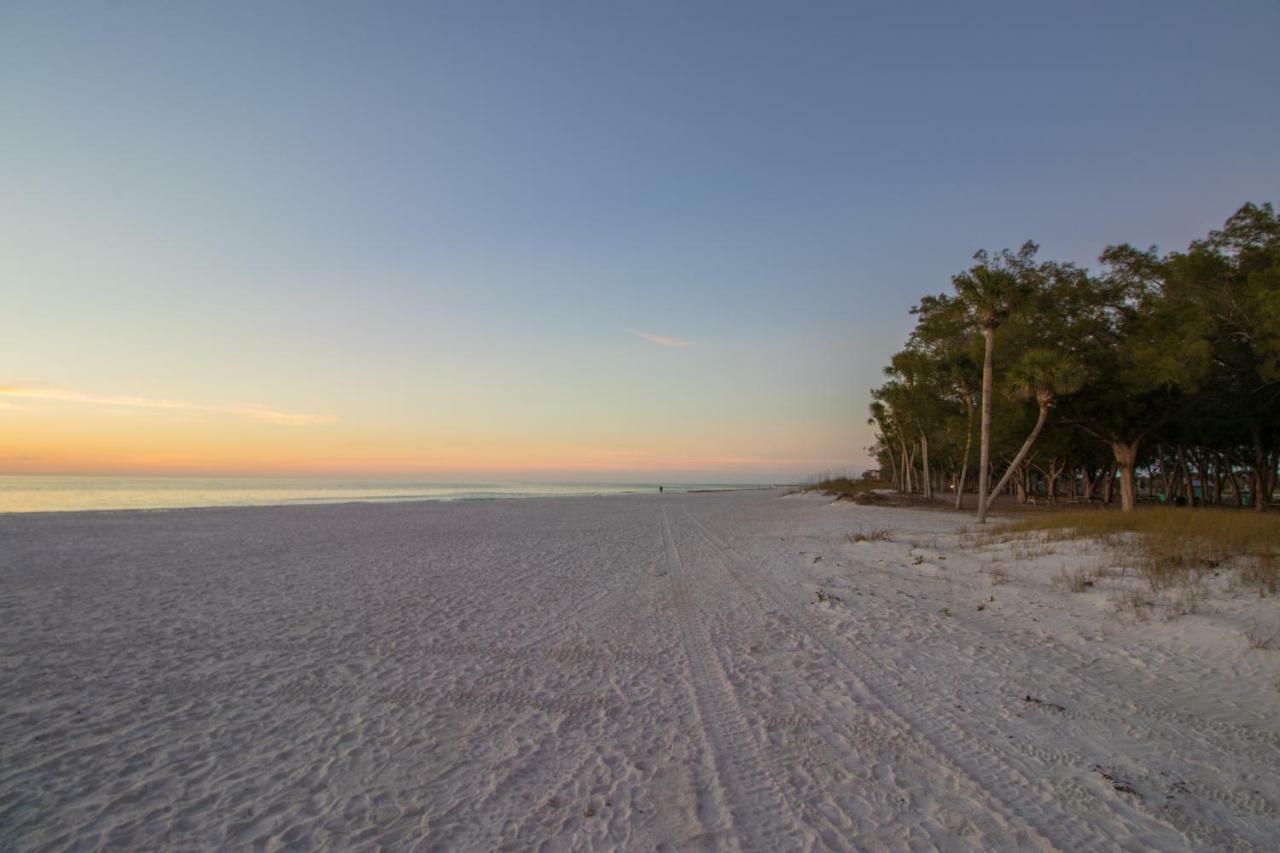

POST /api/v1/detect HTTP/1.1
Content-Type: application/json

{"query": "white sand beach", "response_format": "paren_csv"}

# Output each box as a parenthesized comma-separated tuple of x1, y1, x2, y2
(2, 490, 1278, 851)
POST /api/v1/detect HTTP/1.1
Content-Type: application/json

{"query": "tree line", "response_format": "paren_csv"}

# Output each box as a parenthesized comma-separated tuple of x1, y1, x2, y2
(868, 202, 1280, 518)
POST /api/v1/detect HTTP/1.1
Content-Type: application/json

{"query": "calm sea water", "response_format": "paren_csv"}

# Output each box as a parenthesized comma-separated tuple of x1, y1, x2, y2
(0, 476, 766, 514)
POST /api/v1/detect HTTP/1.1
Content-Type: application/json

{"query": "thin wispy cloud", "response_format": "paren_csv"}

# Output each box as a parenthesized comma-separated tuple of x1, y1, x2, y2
(0, 382, 337, 426)
(625, 328, 696, 349)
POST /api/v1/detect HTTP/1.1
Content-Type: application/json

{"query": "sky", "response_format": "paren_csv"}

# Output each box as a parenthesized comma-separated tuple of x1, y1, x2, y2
(2, 1, 1278, 481)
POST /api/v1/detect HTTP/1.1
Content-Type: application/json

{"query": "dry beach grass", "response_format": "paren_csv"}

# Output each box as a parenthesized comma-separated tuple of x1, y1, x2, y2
(992, 507, 1280, 597)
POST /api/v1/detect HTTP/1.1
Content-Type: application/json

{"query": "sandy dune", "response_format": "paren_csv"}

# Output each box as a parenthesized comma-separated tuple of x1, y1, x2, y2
(2, 491, 1278, 850)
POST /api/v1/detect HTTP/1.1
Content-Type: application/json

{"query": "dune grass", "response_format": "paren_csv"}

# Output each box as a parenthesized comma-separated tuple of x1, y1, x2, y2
(994, 508, 1280, 595)
(805, 476, 891, 499)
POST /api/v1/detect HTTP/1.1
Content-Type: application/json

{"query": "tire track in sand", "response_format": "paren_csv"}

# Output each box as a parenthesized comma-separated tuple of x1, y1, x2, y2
(686, 504, 1264, 849)
(798, 526, 1274, 850)
(660, 508, 809, 852)
(680, 507, 1082, 852)
(810, 535, 1280, 759)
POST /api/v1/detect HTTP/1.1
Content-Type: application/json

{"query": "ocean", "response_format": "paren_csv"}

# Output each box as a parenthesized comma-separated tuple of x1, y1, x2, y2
(0, 476, 766, 514)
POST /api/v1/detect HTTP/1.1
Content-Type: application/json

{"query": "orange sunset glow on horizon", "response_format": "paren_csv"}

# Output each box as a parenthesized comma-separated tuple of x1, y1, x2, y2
(0, 380, 850, 480)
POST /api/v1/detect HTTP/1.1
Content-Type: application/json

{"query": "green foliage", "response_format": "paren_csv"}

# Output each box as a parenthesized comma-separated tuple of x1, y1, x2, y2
(869, 201, 1280, 513)
(1005, 348, 1084, 404)
(954, 265, 1020, 328)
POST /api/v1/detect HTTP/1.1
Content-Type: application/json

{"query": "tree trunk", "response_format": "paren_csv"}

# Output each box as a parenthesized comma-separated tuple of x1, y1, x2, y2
(983, 403, 1050, 513)
(1264, 448, 1274, 507)
(1177, 446, 1194, 506)
(976, 327, 995, 523)
(906, 442, 918, 494)
(955, 398, 975, 510)
(898, 433, 911, 494)
(1103, 466, 1115, 504)
(920, 432, 932, 500)
(1111, 441, 1140, 512)
(1046, 455, 1065, 503)
(1156, 444, 1172, 501)
(1251, 424, 1269, 512)
(878, 432, 899, 490)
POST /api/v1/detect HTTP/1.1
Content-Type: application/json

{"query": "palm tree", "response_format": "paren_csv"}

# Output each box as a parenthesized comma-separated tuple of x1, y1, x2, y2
(954, 266, 1018, 523)
(982, 349, 1085, 512)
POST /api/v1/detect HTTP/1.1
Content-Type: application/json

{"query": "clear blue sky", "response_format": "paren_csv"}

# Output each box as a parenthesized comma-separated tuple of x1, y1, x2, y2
(2, 1, 1277, 479)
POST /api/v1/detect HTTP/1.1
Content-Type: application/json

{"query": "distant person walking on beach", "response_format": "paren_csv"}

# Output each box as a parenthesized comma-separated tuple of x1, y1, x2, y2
(659, 486, 663, 493)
